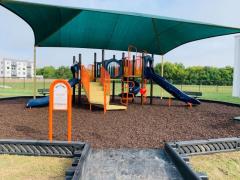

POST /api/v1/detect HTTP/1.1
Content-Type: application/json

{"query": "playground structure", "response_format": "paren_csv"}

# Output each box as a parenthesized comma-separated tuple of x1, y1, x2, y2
(26, 46, 200, 113)
(79, 46, 201, 112)
(2, 0, 240, 113)
(1, 1, 240, 179)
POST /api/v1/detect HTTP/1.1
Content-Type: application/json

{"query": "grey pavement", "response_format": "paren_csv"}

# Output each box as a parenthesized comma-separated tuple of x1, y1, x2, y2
(82, 149, 182, 180)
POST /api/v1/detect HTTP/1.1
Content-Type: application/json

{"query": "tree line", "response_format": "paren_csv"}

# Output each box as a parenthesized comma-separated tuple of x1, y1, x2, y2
(154, 62, 233, 85)
(37, 66, 72, 79)
(37, 62, 234, 86)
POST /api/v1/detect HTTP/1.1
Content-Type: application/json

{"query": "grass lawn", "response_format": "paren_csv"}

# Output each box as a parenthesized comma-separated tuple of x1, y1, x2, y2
(190, 151, 240, 180)
(0, 155, 72, 180)
(1, 79, 240, 104)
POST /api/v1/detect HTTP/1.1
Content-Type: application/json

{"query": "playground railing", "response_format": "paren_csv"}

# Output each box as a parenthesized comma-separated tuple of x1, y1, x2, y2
(81, 65, 90, 101)
(87, 64, 95, 81)
(135, 56, 142, 76)
(100, 67, 110, 113)
(123, 57, 132, 76)
(123, 56, 142, 77)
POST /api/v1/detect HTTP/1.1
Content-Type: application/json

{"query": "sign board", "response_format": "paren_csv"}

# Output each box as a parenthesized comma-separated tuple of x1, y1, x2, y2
(53, 83, 68, 110)
(49, 79, 72, 142)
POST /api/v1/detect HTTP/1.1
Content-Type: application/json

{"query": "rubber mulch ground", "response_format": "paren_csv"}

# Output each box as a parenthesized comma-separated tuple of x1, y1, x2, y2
(0, 97, 239, 149)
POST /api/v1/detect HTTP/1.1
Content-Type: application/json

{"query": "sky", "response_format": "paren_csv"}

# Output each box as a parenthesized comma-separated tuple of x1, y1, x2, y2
(0, 0, 240, 68)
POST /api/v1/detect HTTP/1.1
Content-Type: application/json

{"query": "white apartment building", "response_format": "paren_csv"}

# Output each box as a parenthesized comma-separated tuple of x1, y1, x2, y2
(0, 58, 34, 78)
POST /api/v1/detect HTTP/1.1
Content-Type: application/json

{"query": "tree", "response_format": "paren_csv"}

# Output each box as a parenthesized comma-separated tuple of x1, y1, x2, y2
(154, 61, 233, 85)
(55, 66, 72, 79)
(36, 66, 72, 79)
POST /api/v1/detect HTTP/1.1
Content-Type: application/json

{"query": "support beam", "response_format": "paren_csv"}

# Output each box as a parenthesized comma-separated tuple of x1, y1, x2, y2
(102, 49, 105, 68)
(150, 54, 154, 105)
(72, 56, 76, 104)
(141, 52, 145, 105)
(94, 53, 97, 82)
(112, 55, 116, 101)
(33, 46, 37, 99)
(161, 55, 164, 99)
(121, 52, 125, 101)
(78, 54, 82, 106)
(132, 55, 135, 76)
(233, 35, 240, 97)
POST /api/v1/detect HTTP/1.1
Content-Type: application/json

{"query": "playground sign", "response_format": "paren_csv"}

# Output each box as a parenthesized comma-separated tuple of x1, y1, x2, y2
(53, 83, 68, 110)
(49, 80, 72, 142)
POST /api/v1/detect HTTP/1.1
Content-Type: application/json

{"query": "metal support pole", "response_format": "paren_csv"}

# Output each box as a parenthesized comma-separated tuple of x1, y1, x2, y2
(112, 55, 116, 101)
(72, 56, 76, 104)
(33, 46, 37, 99)
(73, 56, 76, 64)
(102, 49, 105, 68)
(141, 52, 145, 105)
(161, 55, 164, 99)
(122, 52, 125, 76)
(132, 55, 136, 103)
(150, 54, 154, 104)
(78, 54, 82, 106)
(132, 55, 135, 76)
(94, 53, 97, 82)
(121, 52, 125, 98)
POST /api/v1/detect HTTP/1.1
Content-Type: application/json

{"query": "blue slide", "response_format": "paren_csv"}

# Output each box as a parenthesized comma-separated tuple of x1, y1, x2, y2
(129, 80, 140, 96)
(119, 80, 140, 98)
(26, 78, 79, 108)
(144, 56, 200, 105)
(26, 64, 79, 108)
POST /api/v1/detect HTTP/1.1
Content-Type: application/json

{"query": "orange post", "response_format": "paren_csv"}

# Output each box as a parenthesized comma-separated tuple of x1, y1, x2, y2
(168, 97, 172, 107)
(49, 79, 72, 142)
(81, 65, 91, 102)
(100, 67, 110, 113)
(187, 102, 192, 108)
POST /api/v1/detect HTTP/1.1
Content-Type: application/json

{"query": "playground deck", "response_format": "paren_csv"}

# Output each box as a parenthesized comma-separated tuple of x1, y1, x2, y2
(0, 97, 239, 149)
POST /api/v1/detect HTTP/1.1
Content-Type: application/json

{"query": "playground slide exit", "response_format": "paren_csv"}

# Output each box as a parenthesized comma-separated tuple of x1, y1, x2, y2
(144, 56, 200, 105)
(26, 64, 79, 108)
(26, 78, 79, 108)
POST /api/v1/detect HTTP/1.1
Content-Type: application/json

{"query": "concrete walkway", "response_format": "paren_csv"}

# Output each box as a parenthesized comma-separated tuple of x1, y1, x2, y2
(82, 149, 182, 180)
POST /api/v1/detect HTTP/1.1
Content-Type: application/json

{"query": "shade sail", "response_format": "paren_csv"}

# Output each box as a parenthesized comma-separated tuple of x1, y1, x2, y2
(1, 0, 240, 55)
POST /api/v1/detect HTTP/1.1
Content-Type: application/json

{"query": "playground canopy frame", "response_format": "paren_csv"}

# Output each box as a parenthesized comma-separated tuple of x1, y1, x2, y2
(1, 0, 240, 55)
(1, 0, 240, 99)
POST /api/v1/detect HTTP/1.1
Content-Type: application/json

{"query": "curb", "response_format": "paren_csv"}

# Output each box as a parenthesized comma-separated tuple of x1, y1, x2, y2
(0, 139, 91, 180)
(165, 137, 240, 180)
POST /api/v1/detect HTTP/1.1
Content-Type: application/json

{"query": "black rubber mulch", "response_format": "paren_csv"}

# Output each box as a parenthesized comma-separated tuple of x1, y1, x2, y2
(0, 97, 239, 149)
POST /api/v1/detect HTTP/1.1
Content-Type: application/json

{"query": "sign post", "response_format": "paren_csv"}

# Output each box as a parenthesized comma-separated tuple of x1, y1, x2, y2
(49, 80, 72, 142)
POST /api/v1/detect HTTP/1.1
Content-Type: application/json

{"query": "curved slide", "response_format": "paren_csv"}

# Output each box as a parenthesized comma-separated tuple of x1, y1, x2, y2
(26, 78, 79, 108)
(119, 80, 140, 97)
(144, 56, 200, 105)
(129, 80, 140, 95)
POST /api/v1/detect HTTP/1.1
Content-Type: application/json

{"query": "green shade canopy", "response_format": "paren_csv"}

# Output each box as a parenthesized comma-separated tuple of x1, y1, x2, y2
(1, 0, 240, 55)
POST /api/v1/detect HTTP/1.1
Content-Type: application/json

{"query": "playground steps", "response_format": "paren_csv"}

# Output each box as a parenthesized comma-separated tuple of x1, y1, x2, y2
(107, 104, 127, 110)
(88, 82, 126, 111)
